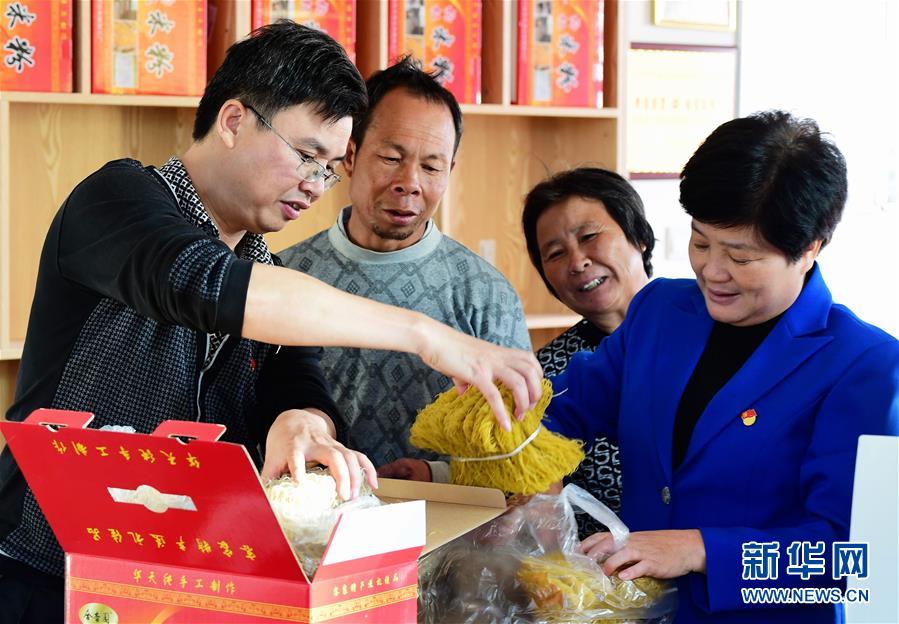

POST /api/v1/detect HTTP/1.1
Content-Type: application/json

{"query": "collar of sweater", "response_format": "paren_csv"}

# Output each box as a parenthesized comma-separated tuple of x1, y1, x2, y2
(328, 206, 443, 264)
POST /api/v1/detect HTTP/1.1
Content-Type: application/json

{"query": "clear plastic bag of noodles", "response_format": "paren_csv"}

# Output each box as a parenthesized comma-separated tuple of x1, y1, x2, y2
(418, 483, 677, 623)
(265, 468, 381, 578)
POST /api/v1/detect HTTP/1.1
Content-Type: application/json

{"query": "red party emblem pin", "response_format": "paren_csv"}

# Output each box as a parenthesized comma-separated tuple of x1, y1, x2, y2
(740, 409, 758, 426)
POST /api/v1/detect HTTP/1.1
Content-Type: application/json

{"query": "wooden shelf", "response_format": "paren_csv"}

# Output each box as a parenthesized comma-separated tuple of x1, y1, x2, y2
(0, 92, 201, 108)
(0, 0, 628, 414)
(525, 314, 583, 330)
(461, 104, 620, 119)
(1, 93, 620, 120)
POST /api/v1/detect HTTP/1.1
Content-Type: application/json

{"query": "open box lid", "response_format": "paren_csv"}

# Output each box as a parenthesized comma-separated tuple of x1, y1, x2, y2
(309, 479, 507, 581)
(1, 410, 508, 584)
(1, 410, 306, 581)
(373, 478, 508, 555)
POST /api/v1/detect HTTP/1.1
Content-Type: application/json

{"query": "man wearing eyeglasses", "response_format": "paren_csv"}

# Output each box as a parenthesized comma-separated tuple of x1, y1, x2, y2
(279, 58, 532, 483)
(0, 24, 542, 622)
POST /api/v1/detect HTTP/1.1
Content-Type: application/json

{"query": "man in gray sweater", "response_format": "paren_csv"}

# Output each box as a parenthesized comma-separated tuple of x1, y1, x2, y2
(279, 58, 531, 479)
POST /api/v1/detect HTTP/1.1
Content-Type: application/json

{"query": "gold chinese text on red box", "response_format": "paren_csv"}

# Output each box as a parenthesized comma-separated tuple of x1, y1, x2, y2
(1, 410, 427, 623)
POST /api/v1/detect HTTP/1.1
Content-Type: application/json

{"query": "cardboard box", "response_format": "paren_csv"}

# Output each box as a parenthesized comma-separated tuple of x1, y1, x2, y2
(0, 0, 73, 92)
(514, 0, 604, 107)
(388, 0, 481, 104)
(251, 0, 356, 63)
(92, 0, 207, 95)
(0, 409, 506, 623)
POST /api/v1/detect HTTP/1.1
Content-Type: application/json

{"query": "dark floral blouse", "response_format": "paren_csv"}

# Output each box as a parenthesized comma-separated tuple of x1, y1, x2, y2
(537, 319, 621, 539)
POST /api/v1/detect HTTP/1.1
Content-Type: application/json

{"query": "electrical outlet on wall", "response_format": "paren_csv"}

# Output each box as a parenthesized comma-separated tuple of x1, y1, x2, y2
(478, 239, 497, 266)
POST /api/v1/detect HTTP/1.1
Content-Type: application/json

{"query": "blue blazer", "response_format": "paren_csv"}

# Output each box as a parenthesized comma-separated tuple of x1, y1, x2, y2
(545, 265, 899, 624)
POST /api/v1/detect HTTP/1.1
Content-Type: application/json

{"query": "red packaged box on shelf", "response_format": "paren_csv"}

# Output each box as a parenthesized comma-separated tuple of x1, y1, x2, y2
(251, 0, 356, 63)
(515, 0, 604, 107)
(388, 0, 481, 104)
(0, 0, 73, 92)
(91, 0, 207, 96)
(0, 409, 506, 623)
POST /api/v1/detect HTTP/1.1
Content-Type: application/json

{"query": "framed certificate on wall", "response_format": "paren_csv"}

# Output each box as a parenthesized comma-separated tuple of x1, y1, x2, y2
(653, 0, 737, 32)
(627, 44, 738, 179)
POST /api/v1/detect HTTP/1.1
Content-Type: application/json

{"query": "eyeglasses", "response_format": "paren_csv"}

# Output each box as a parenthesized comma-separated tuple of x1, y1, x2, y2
(245, 104, 341, 190)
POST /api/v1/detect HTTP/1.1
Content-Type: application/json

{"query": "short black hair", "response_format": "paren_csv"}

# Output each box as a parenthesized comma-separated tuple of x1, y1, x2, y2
(522, 168, 655, 297)
(193, 21, 367, 140)
(680, 110, 848, 261)
(351, 56, 463, 154)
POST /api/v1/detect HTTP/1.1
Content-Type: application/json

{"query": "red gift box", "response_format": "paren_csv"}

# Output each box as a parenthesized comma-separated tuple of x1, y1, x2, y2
(1, 409, 506, 623)
(0, 0, 73, 92)
(515, 0, 604, 107)
(388, 0, 482, 104)
(91, 0, 207, 96)
(251, 0, 356, 63)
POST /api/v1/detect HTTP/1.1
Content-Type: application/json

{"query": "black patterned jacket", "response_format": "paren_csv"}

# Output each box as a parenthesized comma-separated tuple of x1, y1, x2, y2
(0, 158, 338, 576)
(537, 319, 622, 538)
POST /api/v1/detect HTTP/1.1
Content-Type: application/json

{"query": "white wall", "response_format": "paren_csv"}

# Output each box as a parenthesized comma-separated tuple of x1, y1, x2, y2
(739, 0, 898, 336)
(627, 0, 899, 336)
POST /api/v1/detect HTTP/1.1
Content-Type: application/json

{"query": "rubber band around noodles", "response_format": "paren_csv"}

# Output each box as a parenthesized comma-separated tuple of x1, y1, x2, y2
(453, 425, 543, 463)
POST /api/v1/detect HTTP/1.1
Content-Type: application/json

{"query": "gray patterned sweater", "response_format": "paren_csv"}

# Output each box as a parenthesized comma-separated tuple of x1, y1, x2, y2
(279, 208, 532, 466)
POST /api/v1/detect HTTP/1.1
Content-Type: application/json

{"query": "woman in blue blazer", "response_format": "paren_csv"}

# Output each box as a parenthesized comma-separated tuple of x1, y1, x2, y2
(544, 111, 899, 624)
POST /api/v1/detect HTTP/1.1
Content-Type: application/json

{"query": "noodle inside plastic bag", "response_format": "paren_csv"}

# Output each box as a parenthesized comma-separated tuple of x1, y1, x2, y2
(265, 468, 381, 578)
(419, 484, 677, 623)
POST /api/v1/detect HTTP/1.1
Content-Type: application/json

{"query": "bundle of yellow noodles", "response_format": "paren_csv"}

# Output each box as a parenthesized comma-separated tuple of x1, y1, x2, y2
(409, 379, 584, 495)
(517, 552, 669, 617)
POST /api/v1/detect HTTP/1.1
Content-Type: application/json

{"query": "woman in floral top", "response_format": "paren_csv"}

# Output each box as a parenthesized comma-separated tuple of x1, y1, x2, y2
(522, 167, 655, 537)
